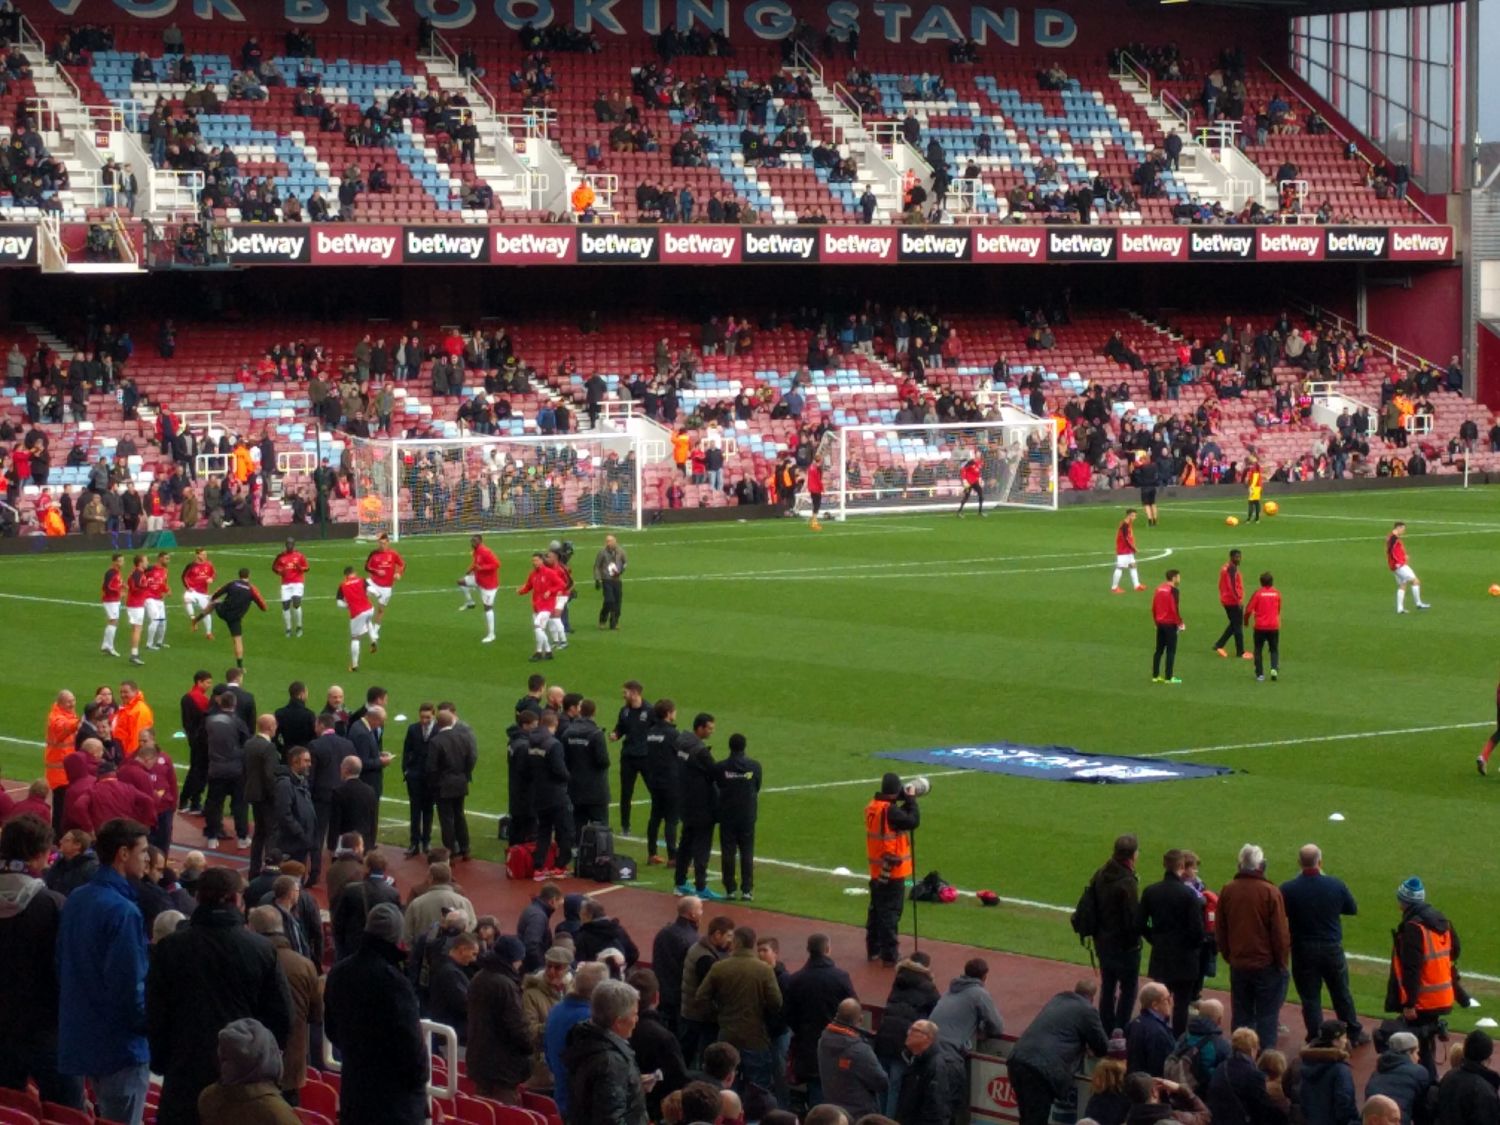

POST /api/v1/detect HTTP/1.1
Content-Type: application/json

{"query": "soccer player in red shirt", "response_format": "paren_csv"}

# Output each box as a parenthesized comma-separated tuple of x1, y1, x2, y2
(544, 547, 574, 649)
(125, 554, 151, 665)
(180, 548, 216, 640)
(1245, 571, 1282, 682)
(806, 460, 825, 527)
(1212, 548, 1253, 660)
(272, 537, 311, 637)
(100, 553, 123, 657)
(143, 551, 172, 652)
(519, 553, 559, 662)
(1110, 508, 1145, 593)
(1151, 569, 1185, 684)
(459, 533, 501, 644)
(363, 531, 406, 645)
(337, 565, 375, 671)
(956, 454, 985, 518)
(1386, 521, 1430, 613)
(1477, 678, 1500, 776)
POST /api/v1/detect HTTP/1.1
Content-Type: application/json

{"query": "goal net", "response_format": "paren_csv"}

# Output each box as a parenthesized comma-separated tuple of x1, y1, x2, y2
(831, 419, 1058, 519)
(349, 434, 644, 540)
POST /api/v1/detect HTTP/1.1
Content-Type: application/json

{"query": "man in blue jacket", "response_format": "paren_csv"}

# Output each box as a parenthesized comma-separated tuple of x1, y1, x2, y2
(57, 817, 152, 1125)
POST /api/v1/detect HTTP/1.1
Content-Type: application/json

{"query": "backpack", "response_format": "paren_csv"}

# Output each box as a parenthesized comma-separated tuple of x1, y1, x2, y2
(1165, 1032, 1217, 1092)
(505, 842, 557, 881)
(574, 823, 614, 877)
(1071, 878, 1100, 939)
(909, 871, 953, 903)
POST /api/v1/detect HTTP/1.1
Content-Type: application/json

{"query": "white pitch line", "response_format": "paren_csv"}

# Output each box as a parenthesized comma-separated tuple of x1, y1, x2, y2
(1158, 721, 1494, 758)
(1171, 504, 1500, 531)
(759, 769, 972, 795)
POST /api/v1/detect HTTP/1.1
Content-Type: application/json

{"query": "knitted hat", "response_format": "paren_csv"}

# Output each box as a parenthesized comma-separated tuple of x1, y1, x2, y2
(217, 1018, 284, 1087)
(495, 935, 526, 964)
(1396, 876, 1425, 906)
(1467, 1029, 1495, 1064)
(880, 772, 902, 796)
(1107, 1029, 1128, 1060)
(363, 902, 404, 944)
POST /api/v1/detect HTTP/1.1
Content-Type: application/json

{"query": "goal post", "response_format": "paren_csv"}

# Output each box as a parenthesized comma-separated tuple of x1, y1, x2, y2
(349, 434, 644, 541)
(832, 418, 1058, 519)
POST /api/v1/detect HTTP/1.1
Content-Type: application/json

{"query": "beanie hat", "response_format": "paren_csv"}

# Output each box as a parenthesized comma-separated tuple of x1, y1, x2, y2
(976, 889, 1000, 907)
(496, 935, 526, 964)
(1467, 1029, 1495, 1064)
(881, 772, 902, 796)
(1396, 876, 1425, 906)
(363, 901, 404, 944)
(1107, 1029, 1128, 1060)
(217, 1017, 284, 1087)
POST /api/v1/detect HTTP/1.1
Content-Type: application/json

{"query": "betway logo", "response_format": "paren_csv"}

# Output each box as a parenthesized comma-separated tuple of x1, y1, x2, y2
(0, 235, 34, 259)
(226, 231, 305, 257)
(1260, 232, 1321, 257)
(1393, 231, 1451, 255)
(976, 231, 1042, 257)
(406, 230, 486, 260)
(1049, 232, 1114, 255)
(1121, 231, 1183, 256)
(1190, 231, 1252, 256)
(744, 231, 816, 259)
(580, 231, 655, 258)
(900, 231, 969, 256)
(663, 231, 736, 258)
(494, 232, 571, 259)
(316, 231, 397, 259)
(1328, 231, 1387, 255)
(824, 232, 893, 257)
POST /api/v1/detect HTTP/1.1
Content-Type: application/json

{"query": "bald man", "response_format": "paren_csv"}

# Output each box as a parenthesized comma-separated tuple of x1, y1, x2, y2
(1362, 1094, 1401, 1125)
(818, 996, 887, 1119)
(348, 704, 391, 799)
(243, 713, 280, 871)
(330, 753, 378, 849)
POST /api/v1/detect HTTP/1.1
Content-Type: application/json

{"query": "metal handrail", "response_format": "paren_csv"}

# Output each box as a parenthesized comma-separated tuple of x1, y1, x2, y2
(1286, 294, 1443, 373)
(1158, 88, 1191, 133)
(108, 210, 137, 266)
(788, 40, 823, 86)
(831, 81, 862, 126)
(1111, 50, 1152, 95)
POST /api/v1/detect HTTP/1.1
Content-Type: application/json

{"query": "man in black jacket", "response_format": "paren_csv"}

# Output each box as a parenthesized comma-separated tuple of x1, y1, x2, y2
(466, 934, 533, 1103)
(273, 681, 317, 754)
(216, 668, 257, 733)
(626, 968, 688, 1119)
(1007, 980, 1108, 1125)
(242, 714, 280, 873)
(270, 747, 317, 865)
(643, 699, 681, 865)
(528, 711, 571, 876)
(1138, 847, 1205, 1034)
(564, 698, 610, 830)
(1086, 833, 1143, 1031)
(306, 714, 354, 887)
(650, 895, 701, 1035)
(203, 691, 250, 849)
(329, 851, 400, 963)
(348, 706, 389, 799)
(713, 733, 761, 901)
(574, 897, 640, 966)
(428, 704, 477, 861)
(566, 980, 648, 1125)
(507, 710, 537, 846)
(673, 712, 719, 898)
(785, 932, 855, 1104)
(611, 680, 653, 836)
(145, 866, 293, 1125)
(895, 1019, 966, 1125)
(401, 703, 436, 857)
(325, 902, 429, 1124)
(329, 755, 378, 850)
(427, 931, 479, 1044)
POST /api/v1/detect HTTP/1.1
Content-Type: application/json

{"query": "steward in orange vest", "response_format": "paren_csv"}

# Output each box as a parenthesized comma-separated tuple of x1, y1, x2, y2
(1387, 876, 1461, 1077)
(864, 772, 920, 966)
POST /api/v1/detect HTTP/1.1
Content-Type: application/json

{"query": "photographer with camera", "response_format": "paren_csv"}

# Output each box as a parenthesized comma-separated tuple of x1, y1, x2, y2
(864, 772, 921, 967)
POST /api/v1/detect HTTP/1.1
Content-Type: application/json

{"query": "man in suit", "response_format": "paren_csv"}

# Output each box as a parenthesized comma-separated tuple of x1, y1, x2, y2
(1138, 847, 1207, 1035)
(348, 705, 390, 799)
(216, 667, 257, 732)
(427, 703, 477, 861)
(330, 754, 379, 849)
(273, 680, 317, 754)
(242, 713, 281, 873)
(307, 713, 356, 886)
(401, 703, 437, 857)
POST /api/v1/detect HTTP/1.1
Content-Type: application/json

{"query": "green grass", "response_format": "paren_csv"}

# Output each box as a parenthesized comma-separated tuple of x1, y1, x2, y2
(4, 487, 1499, 1023)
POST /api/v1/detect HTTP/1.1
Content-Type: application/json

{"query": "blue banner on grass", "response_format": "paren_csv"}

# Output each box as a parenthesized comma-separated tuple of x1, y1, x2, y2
(877, 743, 1234, 784)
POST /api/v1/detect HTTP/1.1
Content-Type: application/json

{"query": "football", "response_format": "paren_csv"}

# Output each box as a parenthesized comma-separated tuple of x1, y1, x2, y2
(1226, 516, 1240, 527)
(1264, 501, 1280, 515)
(1489, 584, 1500, 597)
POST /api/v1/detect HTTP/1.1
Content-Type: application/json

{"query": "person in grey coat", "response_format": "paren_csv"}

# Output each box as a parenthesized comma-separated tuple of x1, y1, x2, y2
(1363, 1032, 1434, 1125)
(817, 998, 887, 1119)
(270, 749, 317, 865)
(929, 957, 1004, 1051)
(1006, 979, 1109, 1125)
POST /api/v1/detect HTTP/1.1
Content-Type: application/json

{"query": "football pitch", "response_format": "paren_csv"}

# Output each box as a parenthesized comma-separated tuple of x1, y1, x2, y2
(3, 485, 1498, 1023)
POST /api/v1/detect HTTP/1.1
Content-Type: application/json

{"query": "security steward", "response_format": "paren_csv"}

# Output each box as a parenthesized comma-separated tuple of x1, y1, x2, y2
(714, 733, 762, 902)
(1387, 875, 1461, 1081)
(865, 772, 920, 966)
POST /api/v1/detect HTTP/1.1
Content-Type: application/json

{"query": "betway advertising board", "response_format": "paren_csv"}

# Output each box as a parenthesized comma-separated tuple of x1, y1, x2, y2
(218, 223, 1457, 267)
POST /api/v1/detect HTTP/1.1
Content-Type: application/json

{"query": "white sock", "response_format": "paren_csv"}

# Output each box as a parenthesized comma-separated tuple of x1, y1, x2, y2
(1130, 568, 1140, 587)
(547, 618, 565, 644)
(533, 624, 550, 652)
(103, 624, 116, 650)
(152, 619, 166, 645)
(350, 639, 360, 665)
(370, 622, 380, 642)
(202, 618, 212, 637)
(1111, 568, 1122, 589)
(463, 588, 475, 606)
(484, 609, 494, 636)
(1397, 587, 1406, 611)
(283, 607, 292, 630)
(1413, 583, 1424, 606)
(294, 606, 303, 629)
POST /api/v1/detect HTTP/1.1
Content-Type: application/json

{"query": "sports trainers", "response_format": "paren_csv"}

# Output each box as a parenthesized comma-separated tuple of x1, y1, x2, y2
(236, 837, 251, 849)
(698, 887, 726, 901)
(1479, 756, 1488, 777)
(1270, 669, 1278, 681)
(1214, 647, 1227, 658)
(647, 855, 666, 866)
(1256, 674, 1265, 682)
(1165, 677, 1183, 684)
(532, 869, 552, 882)
(295, 628, 303, 637)
(480, 635, 495, 644)
(545, 867, 570, 878)
(1134, 585, 1146, 592)
(674, 883, 693, 895)
(1151, 676, 1165, 683)
(1241, 653, 1254, 660)
(284, 629, 292, 637)
(1417, 602, 1432, 609)
(740, 892, 753, 902)
(130, 655, 145, 666)
(369, 640, 378, 653)
(529, 652, 545, 662)
(1110, 587, 1124, 595)
(458, 602, 475, 611)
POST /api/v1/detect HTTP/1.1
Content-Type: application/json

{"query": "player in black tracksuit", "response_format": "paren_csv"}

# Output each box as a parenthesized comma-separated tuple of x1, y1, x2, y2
(673, 714, 718, 895)
(507, 710, 538, 845)
(714, 734, 762, 901)
(564, 699, 611, 829)
(643, 700, 680, 863)
(612, 683, 652, 835)
(527, 712, 571, 872)
(198, 567, 267, 668)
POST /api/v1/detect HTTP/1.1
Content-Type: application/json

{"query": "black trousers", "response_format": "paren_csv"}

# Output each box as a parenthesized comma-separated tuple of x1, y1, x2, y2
(674, 821, 713, 889)
(204, 777, 247, 841)
(180, 739, 208, 808)
(1247, 498, 1262, 522)
(249, 798, 274, 871)
(865, 877, 905, 963)
(1291, 941, 1360, 1039)
(406, 777, 433, 849)
(599, 579, 622, 628)
(619, 756, 645, 833)
(1008, 1058, 1059, 1125)
(720, 819, 756, 894)
(436, 796, 470, 857)
(150, 808, 174, 854)
(1162, 977, 1198, 1037)
(1098, 947, 1141, 1032)
(958, 483, 983, 513)
(646, 785, 678, 860)
(51, 785, 67, 837)
(534, 803, 574, 869)
(1153, 624, 1179, 678)
(309, 798, 332, 884)
(1254, 628, 1280, 676)
(1214, 604, 1245, 655)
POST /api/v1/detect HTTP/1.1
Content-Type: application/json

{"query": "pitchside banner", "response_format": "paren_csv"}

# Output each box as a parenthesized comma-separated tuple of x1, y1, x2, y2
(0, 224, 38, 265)
(216, 223, 1457, 267)
(877, 743, 1235, 783)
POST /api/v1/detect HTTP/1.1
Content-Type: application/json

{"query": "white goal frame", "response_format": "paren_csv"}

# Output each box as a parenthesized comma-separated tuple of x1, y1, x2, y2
(350, 433, 645, 541)
(832, 419, 1059, 520)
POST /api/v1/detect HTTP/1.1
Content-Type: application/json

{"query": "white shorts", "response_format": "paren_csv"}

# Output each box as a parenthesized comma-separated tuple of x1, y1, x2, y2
(1116, 554, 1136, 568)
(145, 598, 165, 621)
(184, 591, 210, 615)
(126, 605, 145, 626)
(462, 576, 498, 607)
(366, 582, 393, 606)
(553, 595, 569, 615)
(1393, 565, 1416, 585)
(349, 609, 373, 638)
(280, 583, 305, 602)
(532, 610, 552, 629)
(103, 601, 120, 622)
